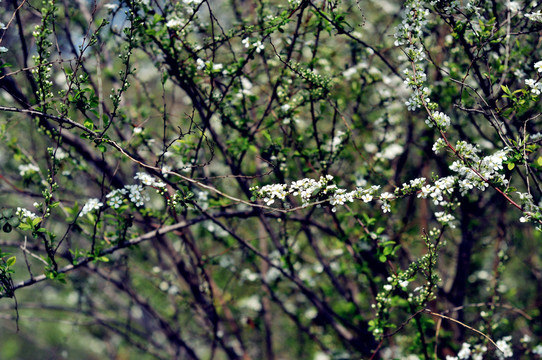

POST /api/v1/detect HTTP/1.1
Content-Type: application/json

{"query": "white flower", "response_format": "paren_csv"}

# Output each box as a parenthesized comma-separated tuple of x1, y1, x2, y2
(108, 196, 123, 209)
(431, 111, 451, 129)
(508, 1, 520, 12)
(418, 185, 432, 198)
(383, 284, 393, 291)
(381, 202, 391, 213)
(313, 352, 330, 360)
(457, 342, 471, 359)
(495, 336, 513, 359)
(134, 172, 166, 188)
(81, 198, 103, 216)
(254, 40, 264, 53)
(239, 295, 262, 312)
(259, 183, 288, 206)
(525, 10, 542, 22)
(18, 163, 40, 176)
(521, 334, 531, 343)
(343, 66, 358, 79)
(16, 207, 38, 221)
(380, 192, 393, 201)
(381, 143, 403, 160)
(361, 193, 373, 202)
(161, 165, 172, 177)
(0, 46, 8, 53)
(125, 184, 150, 207)
(435, 211, 456, 228)
(166, 18, 183, 30)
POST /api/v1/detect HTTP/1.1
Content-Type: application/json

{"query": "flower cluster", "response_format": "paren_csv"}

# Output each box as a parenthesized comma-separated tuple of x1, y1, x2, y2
(379, 192, 394, 213)
(426, 111, 451, 130)
(495, 336, 514, 359)
(396, 177, 427, 197)
(525, 78, 542, 96)
(405, 86, 431, 111)
(358, 185, 381, 203)
(432, 138, 447, 154)
(449, 146, 509, 196)
(445, 342, 487, 360)
(80, 198, 103, 216)
(446, 336, 513, 360)
(418, 176, 455, 206)
(435, 211, 456, 228)
(242, 38, 264, 53)
(524, 60, 542, 95)
(289, 175, 337, 205)
(393, 1, 429, 47)
(126, 185, 150, 207)
(79, 173, 167, 214)
(255, 183, 288, 206)
(18, 164, 40, 177)
(196, 58, 223, 72)
(329, 189, 354, 212)
(253, 175, 359, 211)
(106, 189, 126, 209)
(525, 10, 542, 22)
(134, 172, 166, 188)
(16, 207, 38, 221)
(166, 17, 184, 29)
(516, 191, 540, 224)
(106, 172, 165, 209)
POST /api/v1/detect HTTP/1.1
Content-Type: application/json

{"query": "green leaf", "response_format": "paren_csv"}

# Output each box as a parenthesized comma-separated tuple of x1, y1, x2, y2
(18, 223, 32, 231)
(2, 209, 14, 218)
(84, 120, 94, 130)
(96, 256, 109, 262)
(7, 217, 20, 227)
(507, 162, 515, 170)
(6, 256, 16, 267)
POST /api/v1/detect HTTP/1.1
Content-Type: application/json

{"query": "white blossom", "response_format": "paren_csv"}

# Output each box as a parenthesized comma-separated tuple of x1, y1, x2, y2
(457, 342, 471, 359)
(81, 198, 103, 216)
(134, 172, 166, 188)
(166, 18, 184, 29)
(496, 336, 513, 359)
(18, 164, 40, 176)
(525, 10, 542, 22)
(16, 207, 38, 221)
